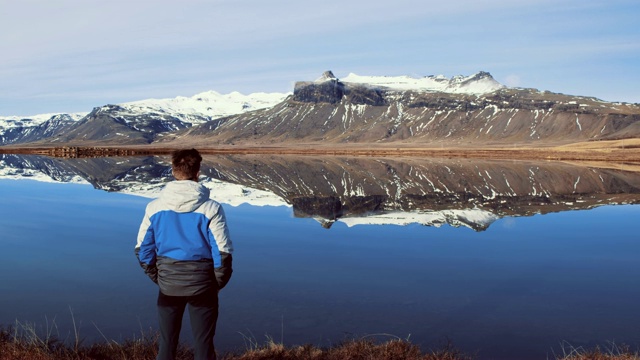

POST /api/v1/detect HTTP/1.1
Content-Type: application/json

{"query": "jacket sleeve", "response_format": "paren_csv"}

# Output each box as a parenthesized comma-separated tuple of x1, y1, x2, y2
(208, 204, 234, 289)
(135, 248, 158, 283)
(216, 252, 233, 290)
(135, 208, 158, 284)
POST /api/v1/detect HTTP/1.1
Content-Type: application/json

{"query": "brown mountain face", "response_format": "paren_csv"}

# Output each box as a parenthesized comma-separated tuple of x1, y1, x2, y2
(157, 77, 640, 147)
(54, 105, 197, 145)
(6, 72, 639, 149)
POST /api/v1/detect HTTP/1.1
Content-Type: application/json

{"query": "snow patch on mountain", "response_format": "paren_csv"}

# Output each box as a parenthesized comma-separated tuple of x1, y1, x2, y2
(120, 90, 290, 124)
(341, 71, 504, 95)
(0, 113, 87, 133)
(0, 91, 290, 138)
(0, 113, 87, 124)
(1, 71, 501, 140)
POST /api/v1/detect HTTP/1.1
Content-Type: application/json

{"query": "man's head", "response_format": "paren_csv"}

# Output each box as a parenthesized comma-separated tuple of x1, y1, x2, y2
(171, 148, 202, 181)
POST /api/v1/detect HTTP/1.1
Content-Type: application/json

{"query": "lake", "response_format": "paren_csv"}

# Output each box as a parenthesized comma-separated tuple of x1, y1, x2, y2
(1, 154, 639, 360)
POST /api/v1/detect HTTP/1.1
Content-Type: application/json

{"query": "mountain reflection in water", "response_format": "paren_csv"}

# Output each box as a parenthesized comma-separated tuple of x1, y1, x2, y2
(2, 154, 640, 231)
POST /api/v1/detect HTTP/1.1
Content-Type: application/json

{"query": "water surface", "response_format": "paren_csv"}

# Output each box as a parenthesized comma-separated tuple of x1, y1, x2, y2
(1, 154, 639, 360)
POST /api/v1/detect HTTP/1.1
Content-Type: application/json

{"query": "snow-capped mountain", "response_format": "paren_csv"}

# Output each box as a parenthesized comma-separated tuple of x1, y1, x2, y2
(121, 90, 290, 122)
(313, 70, 503, 95)
(2, 70, 639, 147)
(340, 71, 504, 94)
(0, 112, 87, 127)
(0, 113, 87, 144)
(0, 90, 290, 145)
(159, 71, 640, 147)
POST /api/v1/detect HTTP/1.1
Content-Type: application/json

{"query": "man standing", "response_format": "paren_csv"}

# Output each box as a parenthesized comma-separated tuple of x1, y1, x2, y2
(135, 148, 233, 360)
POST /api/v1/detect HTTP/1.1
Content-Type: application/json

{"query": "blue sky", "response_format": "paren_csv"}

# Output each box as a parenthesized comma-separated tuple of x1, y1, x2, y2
(1, 0, 639, 116)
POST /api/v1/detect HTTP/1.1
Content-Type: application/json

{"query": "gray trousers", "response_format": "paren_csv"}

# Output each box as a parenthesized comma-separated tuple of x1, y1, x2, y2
(157, 288, 219, 360)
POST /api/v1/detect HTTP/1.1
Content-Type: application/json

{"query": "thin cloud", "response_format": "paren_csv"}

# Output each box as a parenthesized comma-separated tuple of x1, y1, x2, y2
(1, 0, 638, 115)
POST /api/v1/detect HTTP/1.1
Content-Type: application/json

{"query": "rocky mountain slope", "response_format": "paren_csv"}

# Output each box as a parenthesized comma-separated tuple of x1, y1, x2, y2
(0, 91, 288, 146)
(0, 113, 86, 145)
(160, 71, 640, 147)
(2, 71, 639, 147)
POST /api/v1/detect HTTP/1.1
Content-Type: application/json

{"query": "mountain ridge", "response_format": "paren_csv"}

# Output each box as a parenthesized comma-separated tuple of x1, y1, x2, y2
(0, 90, 290, 145)
(1, 70, 639, 148)
(157, 80, 640, 147)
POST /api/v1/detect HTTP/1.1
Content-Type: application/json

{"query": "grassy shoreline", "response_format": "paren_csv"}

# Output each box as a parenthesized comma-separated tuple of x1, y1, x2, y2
(1, 326, 638, 360)
(1, 138, 640, 164)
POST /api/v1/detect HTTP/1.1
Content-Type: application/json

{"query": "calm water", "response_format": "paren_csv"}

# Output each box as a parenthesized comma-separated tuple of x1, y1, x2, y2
(1, 155, 639, 360)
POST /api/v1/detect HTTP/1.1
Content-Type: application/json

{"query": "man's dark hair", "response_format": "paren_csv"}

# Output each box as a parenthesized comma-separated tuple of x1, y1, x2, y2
(171, 148, 202, 180)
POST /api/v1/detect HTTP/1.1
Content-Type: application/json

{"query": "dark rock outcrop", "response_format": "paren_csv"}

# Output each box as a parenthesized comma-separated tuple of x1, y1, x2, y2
(293, 79, 346, 104)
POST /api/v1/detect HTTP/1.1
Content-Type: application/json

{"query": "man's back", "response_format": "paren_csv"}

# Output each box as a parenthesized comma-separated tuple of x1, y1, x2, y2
(134, 148, 233, 360)
(136, 180, 233, 295)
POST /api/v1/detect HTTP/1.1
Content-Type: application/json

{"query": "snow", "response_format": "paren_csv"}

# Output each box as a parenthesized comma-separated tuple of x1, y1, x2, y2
(0, 112, 87, 132)
(3, 71, 499, 135)
(576, 115, 582, 131)
(0, 91, 290, 134)
(120, 90, 290, 123)
(341, 71, 504, 95)
(0, 112, 86, 124)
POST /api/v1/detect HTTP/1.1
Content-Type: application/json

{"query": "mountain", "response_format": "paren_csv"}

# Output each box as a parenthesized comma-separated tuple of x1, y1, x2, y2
(340, 70, 505, 94)
(2, 70, 639, 147)
(0, 113, 86, 145)
(4, 154, 640, 231)
(0, 91, 289, 146)
(157, 71, 640, 146)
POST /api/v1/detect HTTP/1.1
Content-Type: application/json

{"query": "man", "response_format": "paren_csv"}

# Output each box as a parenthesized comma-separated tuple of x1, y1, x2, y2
(135, 148, 233, 360)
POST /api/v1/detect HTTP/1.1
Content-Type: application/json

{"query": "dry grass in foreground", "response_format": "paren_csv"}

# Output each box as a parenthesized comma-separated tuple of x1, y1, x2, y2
(0, 327, 466, 360)
(2, 326, 639, 360)
(555, 343, 640, 360)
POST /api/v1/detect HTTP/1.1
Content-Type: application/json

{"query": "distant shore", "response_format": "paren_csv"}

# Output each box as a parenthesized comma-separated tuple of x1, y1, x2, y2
(1, 139, 639, 165)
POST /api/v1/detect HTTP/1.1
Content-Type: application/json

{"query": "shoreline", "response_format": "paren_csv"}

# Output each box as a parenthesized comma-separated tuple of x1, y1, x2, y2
(1, 141, 640, 164)
(1, 325, 637, 360)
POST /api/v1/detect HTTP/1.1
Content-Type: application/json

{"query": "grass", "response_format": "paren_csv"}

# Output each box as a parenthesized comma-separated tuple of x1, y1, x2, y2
(0, 325, 470, 360)
(553, 341, 640, 360)
(1, 323, 638, 360)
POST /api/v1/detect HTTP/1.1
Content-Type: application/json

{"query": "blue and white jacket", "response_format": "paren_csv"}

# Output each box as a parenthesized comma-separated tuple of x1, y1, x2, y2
(135, 180, 233, 296)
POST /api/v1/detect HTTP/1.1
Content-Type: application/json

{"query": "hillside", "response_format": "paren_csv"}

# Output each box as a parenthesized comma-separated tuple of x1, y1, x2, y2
(158, 71, 640, 148)
(2, 71, 639, 149)
(0, 91, 288, 146)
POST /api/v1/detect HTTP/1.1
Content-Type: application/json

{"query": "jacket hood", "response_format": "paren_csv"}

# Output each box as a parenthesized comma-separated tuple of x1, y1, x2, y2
(158, 180, 210, 213)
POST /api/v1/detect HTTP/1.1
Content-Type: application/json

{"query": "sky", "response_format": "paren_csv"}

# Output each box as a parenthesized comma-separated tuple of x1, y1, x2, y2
(1, 0, 639, 116)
